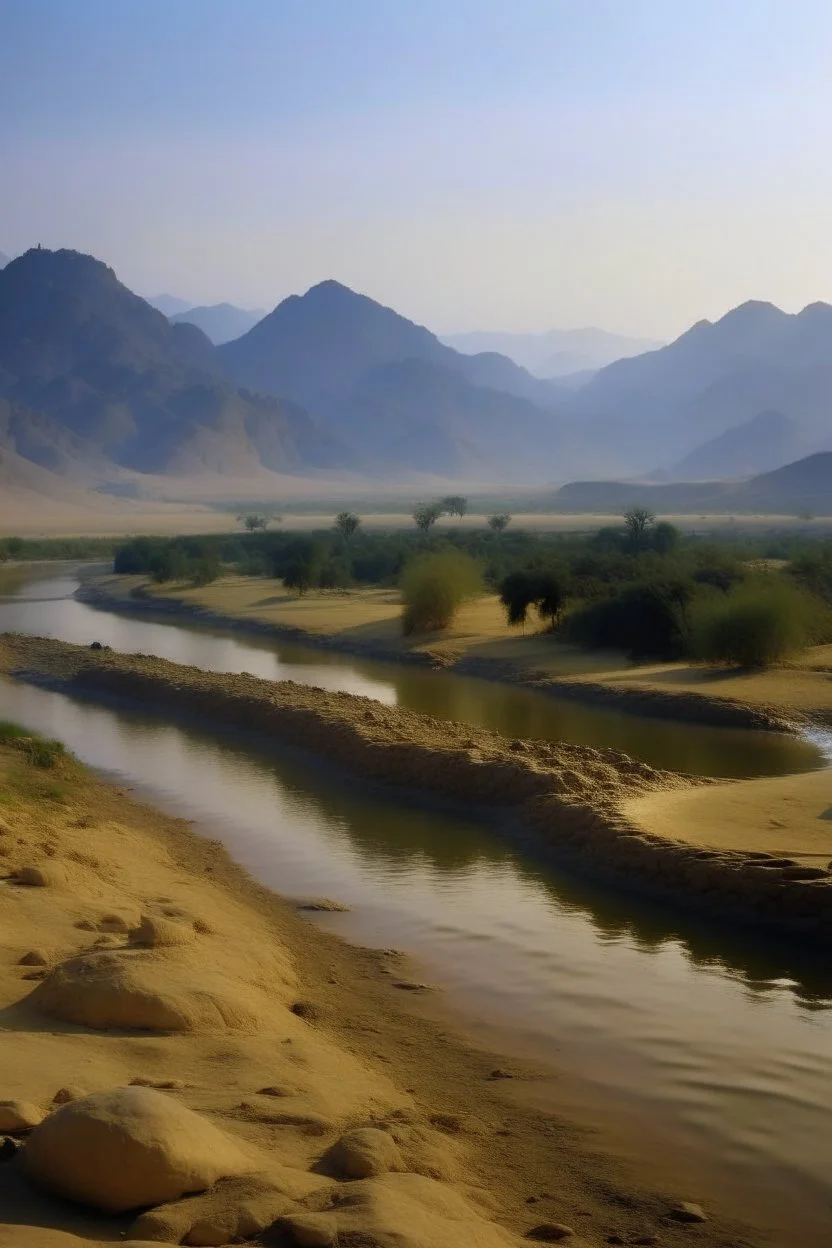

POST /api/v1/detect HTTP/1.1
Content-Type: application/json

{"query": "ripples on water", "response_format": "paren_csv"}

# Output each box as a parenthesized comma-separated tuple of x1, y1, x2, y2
(1, 565, 832, 1237)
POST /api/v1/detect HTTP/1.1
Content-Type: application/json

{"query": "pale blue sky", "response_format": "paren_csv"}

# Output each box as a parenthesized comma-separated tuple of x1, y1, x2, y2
(2, 0, 831, 335)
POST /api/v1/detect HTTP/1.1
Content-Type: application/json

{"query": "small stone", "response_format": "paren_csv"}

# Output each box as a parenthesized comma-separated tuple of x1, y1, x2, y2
(52, 1088, 82, 1105)
(291, 1001, 323, 1021)
(670, 1202, 707, 1224)
(392, 980, 429, 991)
(0, 1100, 43, 1133)
(526, 1226, 575, 1242)
(488, 1068, 513, 1080)
(19, 950, 48, 967)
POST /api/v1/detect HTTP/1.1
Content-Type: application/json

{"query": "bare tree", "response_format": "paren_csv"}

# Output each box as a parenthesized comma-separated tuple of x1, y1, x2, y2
(413, 501, 443, 533)
(334, 510, 361, 541)
(487, 512, 511, 533)
(623, 506, 655, 549)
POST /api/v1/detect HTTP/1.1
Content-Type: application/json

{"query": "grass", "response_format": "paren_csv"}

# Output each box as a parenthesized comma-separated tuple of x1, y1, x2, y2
(0, 721, 66, 769)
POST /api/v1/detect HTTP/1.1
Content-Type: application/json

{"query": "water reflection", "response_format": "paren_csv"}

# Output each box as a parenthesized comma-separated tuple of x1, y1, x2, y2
(0, 565, 826, 779)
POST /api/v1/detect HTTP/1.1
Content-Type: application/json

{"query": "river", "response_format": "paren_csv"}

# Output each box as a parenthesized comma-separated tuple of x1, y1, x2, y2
(1, 565, 831, 1242)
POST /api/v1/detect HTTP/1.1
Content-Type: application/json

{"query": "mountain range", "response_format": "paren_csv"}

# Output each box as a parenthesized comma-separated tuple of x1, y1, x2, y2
(442, 327, 662, 378)
(0, 251, 9, 269)
(171, 303, 267, 345)
(1, 246, 831, 502)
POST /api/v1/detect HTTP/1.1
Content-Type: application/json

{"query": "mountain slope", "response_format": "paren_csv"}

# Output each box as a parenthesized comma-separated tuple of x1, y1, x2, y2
(216, 279, 569, 478)
(0, 251, 9, 269)
(171, 303, 267, 345)
(0, 249, 345, 478)
(146, 293, 193, 316)
(671, 411, 810, 480)
(561, 300, 832, 473)
(442, 327, 662, 377)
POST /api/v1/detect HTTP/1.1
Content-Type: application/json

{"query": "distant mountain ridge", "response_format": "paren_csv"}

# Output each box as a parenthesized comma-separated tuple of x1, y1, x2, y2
(146, 293, 193, 316)
(0, 251, 9, 269)
(442, 327, 662, 378)
(560, 300, 832, 475)
(670, 410, 812, 481)
(171, 303, 267, 345)
(216, 279, 568, 477)
(0, 249, 345, 479)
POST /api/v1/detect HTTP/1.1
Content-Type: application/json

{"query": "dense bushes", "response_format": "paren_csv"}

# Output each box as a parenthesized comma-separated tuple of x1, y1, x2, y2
(692, 585, 827, 667)
(565, 580, 694, 659)
(401, 551, 482, 634)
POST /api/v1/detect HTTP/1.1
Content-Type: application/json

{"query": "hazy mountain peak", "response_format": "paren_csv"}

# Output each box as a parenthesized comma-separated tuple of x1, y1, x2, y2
(0, 250, 9, 269)
(146, 292, 193, 316)
(170, 302, 267, 346)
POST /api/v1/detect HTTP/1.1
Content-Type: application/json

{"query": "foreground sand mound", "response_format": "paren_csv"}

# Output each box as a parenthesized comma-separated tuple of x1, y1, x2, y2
(23, 1087, 252, 1213)
(282, 1172, 520, 1247)
(322, 1127, 404, 1179)
(29, 950, 268, 1032)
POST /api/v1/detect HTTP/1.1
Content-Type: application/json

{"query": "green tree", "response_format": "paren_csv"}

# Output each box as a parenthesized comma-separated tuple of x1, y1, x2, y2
(334, 510, 361, 541)
(413, 501, 443, 533)
(488, 512, 511, 533)
(401, 551, 482, 634)
(499, 571, 536, 631)
(440, 495, 468, 520)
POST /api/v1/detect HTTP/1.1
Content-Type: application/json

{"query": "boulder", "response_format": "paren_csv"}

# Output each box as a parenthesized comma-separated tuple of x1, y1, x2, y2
(24, 1087, 250, 1212)
(322, 1127, 403, 1179)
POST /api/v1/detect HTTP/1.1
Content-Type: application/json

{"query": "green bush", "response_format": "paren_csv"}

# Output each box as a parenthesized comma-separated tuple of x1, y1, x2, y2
(401, 551, 483, 634)
(692, 584, 824, 667)
(0, 721, 65, 768)
(566, 579, 694, 659)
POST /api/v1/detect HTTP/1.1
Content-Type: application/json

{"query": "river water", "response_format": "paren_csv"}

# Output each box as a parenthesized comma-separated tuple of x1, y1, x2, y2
(1, 566, 831, 1242)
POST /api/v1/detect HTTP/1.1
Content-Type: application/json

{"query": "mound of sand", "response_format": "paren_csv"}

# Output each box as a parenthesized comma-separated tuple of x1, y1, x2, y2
(322, 1127, 404, 1179)
(29, 949, 268, 1032)
(23, 1086, 252, 1213)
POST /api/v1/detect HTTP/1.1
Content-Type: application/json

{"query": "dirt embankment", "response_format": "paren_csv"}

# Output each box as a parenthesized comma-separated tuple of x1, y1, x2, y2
(0, 708, 752, 1247)
(2, 632, 831, 945)
(77, 575, 805, 732)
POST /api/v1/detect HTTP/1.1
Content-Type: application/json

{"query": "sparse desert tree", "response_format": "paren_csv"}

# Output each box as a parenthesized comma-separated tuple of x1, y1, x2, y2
(623, 506, 655, 550)
(401, 551, 483, 634)
(535, 571, 566, 629)
(499, 571, 536, 631)
(440, 495, 468, 521)
(334, 510, 361, 541)
(488, 512, 511, 534)
(238, 512, 270, 532)
(413, 501, 443, 533)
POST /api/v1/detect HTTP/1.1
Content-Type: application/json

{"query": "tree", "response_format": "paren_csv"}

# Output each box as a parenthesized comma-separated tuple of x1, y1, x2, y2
(238, 513, 269, 532)
(651, 520, 680, 555)
(499, 571, 536, 631)
(488, 513, 511, 533)
(622, 506, 655, 550)
(283, 558, 313, 595)
(499, 569, 568, 633)
(334, 510, 361, 541)
(440, 495, 468, 521)
(535, 571, 566, 629)
(413, 501, 443, 533)
(401, 551, 482, 634)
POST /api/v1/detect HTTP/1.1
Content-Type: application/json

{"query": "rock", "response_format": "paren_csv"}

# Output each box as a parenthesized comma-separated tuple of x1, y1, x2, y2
(670, 1202, 708, 1223)
(19, 950, 48, 966)
(15, 864, 66, 888)
(297, 898, 350, 912)
(488, 1068, 513, 1080)
(526, 1226, 575, 1242)
(323, 1127, 404, 1179)
(392, 981, 430, 991)
(277, 1214, 338, 1247)
(130, 913, 195, 947)
(23, 1086, 251, 1212)
(1, 1136, 20, 1162)
(0, 1100, 43, 1133)
(52, 1087, 83, 1105)
(291, 1001, 323, 1021)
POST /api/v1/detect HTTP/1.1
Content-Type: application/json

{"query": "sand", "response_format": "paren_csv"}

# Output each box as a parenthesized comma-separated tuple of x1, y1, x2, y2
(0, 728, 757, 1247)
(2, 633, 830, 947)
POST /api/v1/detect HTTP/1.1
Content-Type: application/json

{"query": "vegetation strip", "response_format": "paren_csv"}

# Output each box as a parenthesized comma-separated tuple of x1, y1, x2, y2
(2, 632, 830, 942)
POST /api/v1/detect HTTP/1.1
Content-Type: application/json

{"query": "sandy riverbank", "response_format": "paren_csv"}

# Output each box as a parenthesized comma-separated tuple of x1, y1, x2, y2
(0, 718, 763, 1246)
(80, 573, 829, 732)
(2, 632, 830, 949)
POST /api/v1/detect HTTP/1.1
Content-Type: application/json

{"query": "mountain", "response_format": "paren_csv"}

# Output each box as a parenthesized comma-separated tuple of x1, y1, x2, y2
(442, 328, 662, 378)
(0, 251, 9, 269)
(0, 249, 345, 478)
(559, 300, 832, 475)
(555, 450, 832, 515)
(171, 302, 267, 345)
(146, 293, 193, 316)
(217, 279, 569, 478)
(671, 411, 811, 480)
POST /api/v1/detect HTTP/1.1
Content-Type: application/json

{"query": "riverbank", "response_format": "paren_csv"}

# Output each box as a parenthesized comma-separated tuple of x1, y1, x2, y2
(80, 572, 832, 732)
(2, 632, 830, 949)
(0, 723, 763, 1247)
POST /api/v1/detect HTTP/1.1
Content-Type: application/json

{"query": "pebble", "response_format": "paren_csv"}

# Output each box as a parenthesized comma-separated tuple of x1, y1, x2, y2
(670, 1202, 707, 1224)
(488, 1068, 513, 1080)
(526, 1226, 575, 1242)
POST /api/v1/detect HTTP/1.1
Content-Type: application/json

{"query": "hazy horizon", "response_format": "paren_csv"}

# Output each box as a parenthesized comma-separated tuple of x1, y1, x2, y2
(3, 1, 832, 338)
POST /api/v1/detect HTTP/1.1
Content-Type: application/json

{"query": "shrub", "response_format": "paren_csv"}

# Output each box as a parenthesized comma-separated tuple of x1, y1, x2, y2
(0, 721, 65, 768)
(566, 579, 693, 659)
(692, 584, 824, 667)
(401, 551, 483, 634)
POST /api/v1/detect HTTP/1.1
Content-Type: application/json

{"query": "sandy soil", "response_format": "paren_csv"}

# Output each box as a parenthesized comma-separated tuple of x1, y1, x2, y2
(2, 633, 830, 951)
(0, 731, 758, 1247)
(99, 575, 832, 730)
